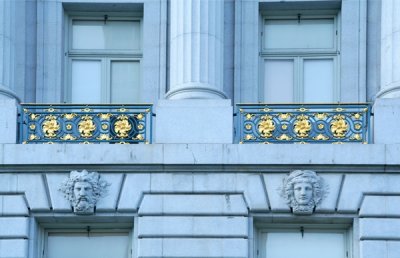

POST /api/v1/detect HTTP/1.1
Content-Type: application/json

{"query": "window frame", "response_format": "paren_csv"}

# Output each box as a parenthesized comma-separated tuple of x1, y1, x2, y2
(41, 226, 133, 258)
(259, 13, 341, 103)
(256, 224, 352, 258)
(64, 13, 143, 104)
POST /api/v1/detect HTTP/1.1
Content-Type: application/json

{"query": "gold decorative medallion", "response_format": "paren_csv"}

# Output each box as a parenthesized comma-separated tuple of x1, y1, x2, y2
(66, 124, 73, 130)
(137, 124, 144, 130)
(29, 124, 36, 130)
(42, 115, 60, 138)
(101, 124, 109, 130)
(46, 108, 55, 112)
(297, 107, 309, 112)
(318, 124, 325, 130)
(294, 115, 311, 138)
(354, 124, 362, 130)
(114, 115, 132, 138)
(78, 115, 96, 138)
(281, 124, 288, 130)
(330, 115, 349, 138)
(82, 108, 93, 112)
(257, 115, 275, 138)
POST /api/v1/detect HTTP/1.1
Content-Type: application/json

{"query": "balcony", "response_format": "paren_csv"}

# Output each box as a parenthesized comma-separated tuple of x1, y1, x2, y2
(19, 104, 152, 144)
(236, 103, 371, 144)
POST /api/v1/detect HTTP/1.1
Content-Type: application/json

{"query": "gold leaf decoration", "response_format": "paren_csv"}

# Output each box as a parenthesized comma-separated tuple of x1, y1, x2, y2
(29, 134, 40, 141)
(314, 113, 328, 120)
(30, 113, 40, 120)
(278, 113, 291, 120)
(257, 115, 275, 138)
(353, 113, 361, 119)
(294, 115, 311, 138)
(313, 134, 329, 141)
(63, 113, 77, 120)
(98, 113, 113, 120)
(133, 134, 144, 141)
(29, 124, 36, 130)
(245, 113, 254, 121)
(276, 134, 292, 141)
(245, 134, 256, 140)
(350, 133, 362, 141)
(97, 134, 112, 141)
(78, 115, 96, 138)
(60, 134, 77, 141)
(136, 113, 144, 120)
(114, 115, 132, 138)
(42, 115, 60, 138)
(330, 115, 349, 138)
(137, 124, 144, 130)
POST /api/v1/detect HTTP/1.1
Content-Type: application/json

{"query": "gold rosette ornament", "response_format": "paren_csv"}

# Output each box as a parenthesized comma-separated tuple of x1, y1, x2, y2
(257, 115, 275, 138)
(42, 115, 60, 138)
(114, 115, 132, 138)
(294, 115, 311, 138)
(330, 115, 349, 138)
(78, 116, 96, 138)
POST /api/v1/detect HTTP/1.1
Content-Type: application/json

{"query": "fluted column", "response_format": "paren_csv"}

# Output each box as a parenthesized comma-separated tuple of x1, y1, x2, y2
(166, 0, 226, 99)
(0, 0, 20, 101)
(378, 0, 400, 98)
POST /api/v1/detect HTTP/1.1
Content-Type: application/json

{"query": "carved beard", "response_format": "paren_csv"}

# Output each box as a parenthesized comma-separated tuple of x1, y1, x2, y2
(73, 198, 94, 212)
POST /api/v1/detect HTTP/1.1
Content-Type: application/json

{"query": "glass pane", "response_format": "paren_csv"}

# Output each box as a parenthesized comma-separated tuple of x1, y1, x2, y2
(71, 60, 102, 103)
(303, 59, 334, 102)
(72, 20, 141, 50)
(47, 232, 129, 258)
(264, 232, 345, 258)
(264, 19, 334, 49)
(264, 59, 294, 102)
(111, 61, 140, 103)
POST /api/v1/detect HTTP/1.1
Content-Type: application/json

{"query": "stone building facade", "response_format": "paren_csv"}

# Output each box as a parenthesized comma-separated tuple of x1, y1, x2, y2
(0, 0, 400, 258)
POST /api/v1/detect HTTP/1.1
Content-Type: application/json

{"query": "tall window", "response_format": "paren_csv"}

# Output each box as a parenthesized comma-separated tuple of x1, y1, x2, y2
(258, 227, 349, 258)
(261, 15, 339, 103)
(66, 15, 142, 103)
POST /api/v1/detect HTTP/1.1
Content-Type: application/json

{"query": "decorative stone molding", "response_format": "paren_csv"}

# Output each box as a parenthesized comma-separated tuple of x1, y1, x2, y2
(280, 170, 327, 215)
(59, 170, 109, 215)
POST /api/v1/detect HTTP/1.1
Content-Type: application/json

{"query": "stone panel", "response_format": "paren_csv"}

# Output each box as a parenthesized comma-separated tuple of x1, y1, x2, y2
(1, 195, 28, 216)
(0, 218, 29, 238)
(337, 175, 400, 212)
(263, 174, 289, 212)
(118, 174, 150, 212)
(96, 173, 124, 211)
(138, 238, 247, 258)
(138, 216, 247, 237)
(17, 174, 50, 211)
(150, 173, 193, 192)
(0, 239, 28, 258)
(360, 218, 400, 240)
(193, 173, 269, 211)
(45, 173, 70, 212)
(138, 194, 248, 215)
(360, 241, 386, 258)
(316, 174, 343, 212)
(360, 195, 400, 217)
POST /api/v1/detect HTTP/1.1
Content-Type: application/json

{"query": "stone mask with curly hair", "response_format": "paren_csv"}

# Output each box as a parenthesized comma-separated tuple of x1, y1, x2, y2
(59, 170, 109, 214)
(281, 170, 326, 215)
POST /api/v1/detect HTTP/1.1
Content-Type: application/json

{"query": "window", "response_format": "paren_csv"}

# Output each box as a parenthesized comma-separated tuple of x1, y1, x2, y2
(261, 15, 339, 103)
(44, 229, 132, 258)
(66, 15, 142, 104)
(258, 227, 350, 258)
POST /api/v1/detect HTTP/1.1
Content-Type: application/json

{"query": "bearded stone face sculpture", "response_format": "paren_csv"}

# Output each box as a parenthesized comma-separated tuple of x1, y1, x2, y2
(281, 170, 326, 215)
(59, 170, 109, 214)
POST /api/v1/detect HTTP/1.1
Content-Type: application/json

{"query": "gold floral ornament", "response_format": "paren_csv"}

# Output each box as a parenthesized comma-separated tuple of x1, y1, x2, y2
(294, 115, 311, 138)
(114, 115, 132, 138)
(60, 134, 77, 141)
(257, 115, 275, 138)
(97, 134, 112, 141)
(276, 134, 292, 141)
(42, 115, 60, 138)
(30, 113, 40, 120)
(313, 134, 329, 141)
(78, 115, 96, 138)
(278, 113, 291, 120)
(63, 113, 77, 120)
(314, 113, 328, 120)
(330, 115, 349, 138)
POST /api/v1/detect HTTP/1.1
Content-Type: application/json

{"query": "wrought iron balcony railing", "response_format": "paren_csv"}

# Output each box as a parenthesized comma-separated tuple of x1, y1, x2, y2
(19, 104, 152, 144)
(236, 103, 371, 144)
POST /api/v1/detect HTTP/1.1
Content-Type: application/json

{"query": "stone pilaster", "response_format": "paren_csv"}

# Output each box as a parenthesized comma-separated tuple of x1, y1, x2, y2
(377, 0, 400, 98)
(166, 0, 226, 99)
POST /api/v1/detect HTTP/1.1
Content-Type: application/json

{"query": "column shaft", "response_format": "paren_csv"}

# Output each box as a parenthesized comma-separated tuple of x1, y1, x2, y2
(167, 0, 226, 99)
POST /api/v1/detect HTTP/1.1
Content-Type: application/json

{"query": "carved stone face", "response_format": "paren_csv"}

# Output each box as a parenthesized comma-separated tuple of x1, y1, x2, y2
(293, 181, 313, 205)
(73, 181, 93, 212)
